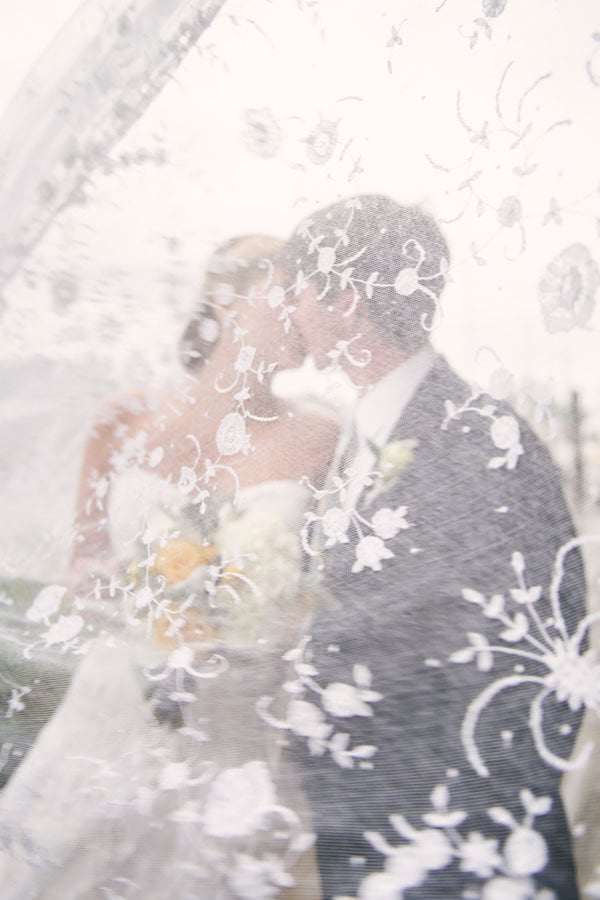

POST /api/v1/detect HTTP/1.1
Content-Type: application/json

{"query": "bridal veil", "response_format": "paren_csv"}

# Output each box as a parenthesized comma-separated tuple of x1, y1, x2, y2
(0, 1, 599, 897)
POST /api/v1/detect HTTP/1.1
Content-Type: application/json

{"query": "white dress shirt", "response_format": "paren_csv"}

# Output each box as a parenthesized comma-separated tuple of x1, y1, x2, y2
(342, 345, 435, 510)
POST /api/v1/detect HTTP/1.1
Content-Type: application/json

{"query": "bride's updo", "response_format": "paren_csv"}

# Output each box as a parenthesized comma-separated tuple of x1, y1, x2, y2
(179, 234, 283, 370)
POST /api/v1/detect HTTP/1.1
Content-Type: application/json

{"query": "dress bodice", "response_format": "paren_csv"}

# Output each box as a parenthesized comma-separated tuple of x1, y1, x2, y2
(108, 468, 309, 559)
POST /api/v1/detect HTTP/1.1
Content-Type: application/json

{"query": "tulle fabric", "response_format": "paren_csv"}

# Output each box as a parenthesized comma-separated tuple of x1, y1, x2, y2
(0, 2, 599, 898)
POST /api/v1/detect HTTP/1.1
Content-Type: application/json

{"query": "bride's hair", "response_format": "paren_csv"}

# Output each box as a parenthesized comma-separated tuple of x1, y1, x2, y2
(280, 194, 450, 354)
(179, 234, 283, 370)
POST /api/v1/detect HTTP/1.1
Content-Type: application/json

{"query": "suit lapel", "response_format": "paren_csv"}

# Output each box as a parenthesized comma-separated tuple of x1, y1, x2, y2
(354, 355, 468, 510)
(388, 354, 468, 445)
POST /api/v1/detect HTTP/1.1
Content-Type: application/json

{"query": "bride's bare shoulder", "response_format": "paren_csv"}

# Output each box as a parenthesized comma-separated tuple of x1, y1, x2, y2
(93, 389, 153, 431)
(86, 388, 171, 451)
(80, 390, 158, 473)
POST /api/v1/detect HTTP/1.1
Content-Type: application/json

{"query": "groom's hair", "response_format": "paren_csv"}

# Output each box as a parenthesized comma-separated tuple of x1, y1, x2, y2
(280, 194, 450, 354)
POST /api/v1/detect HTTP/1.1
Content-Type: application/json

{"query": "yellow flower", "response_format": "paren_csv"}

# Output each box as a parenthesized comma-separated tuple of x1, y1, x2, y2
(378, 439, 417, 479)
(126, 561, 140, 586)
(152, 540, 217, 585)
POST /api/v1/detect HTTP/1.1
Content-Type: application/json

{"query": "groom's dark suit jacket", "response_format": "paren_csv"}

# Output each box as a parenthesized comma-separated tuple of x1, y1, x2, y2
(302, 355, 585, 899)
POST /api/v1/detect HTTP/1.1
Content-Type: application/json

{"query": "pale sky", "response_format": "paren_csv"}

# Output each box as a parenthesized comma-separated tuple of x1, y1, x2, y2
(0, 0, 599, 405)
(0, 0, 83, 116)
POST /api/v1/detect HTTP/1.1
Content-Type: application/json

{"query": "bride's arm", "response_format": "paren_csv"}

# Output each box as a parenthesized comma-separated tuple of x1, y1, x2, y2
(68, 391, 145, 592)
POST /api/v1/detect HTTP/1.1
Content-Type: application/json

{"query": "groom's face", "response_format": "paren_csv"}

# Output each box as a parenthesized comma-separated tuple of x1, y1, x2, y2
(294, 284, 342, 369)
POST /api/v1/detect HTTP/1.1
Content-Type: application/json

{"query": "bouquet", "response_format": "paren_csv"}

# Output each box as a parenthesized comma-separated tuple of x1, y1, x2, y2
(123, 492, 304, 653)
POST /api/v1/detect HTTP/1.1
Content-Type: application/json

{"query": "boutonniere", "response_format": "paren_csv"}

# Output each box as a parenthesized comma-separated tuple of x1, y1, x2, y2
(363, 438, 418, 507)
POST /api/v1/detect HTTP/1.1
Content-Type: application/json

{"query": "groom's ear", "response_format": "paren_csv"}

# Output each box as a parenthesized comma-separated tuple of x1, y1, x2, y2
(334, 286, 381, 342)
(331, 286, 367, 327)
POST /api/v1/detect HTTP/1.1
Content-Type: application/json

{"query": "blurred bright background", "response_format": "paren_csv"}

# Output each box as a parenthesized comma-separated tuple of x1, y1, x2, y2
(0, 0, 599, 581)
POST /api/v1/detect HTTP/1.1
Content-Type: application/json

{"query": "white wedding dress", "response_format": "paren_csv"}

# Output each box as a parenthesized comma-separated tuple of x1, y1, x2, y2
(0, 472, 315, 900)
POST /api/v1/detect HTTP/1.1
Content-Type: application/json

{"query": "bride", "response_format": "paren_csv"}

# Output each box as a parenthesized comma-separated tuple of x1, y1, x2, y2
(69, 234, 336, 595)
(0, 236, 337, 899)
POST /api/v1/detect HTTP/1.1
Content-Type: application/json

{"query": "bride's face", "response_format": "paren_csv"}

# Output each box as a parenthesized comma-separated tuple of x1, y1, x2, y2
(227, 275, 307, 372)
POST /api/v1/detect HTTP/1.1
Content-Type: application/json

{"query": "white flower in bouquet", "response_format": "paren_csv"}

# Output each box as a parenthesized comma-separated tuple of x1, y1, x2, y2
(215, 506, 302, 641)
(141, 509, 177, 546)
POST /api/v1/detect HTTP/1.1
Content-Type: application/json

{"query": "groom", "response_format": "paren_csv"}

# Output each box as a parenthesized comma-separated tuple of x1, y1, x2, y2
(280, 195, 586, 898)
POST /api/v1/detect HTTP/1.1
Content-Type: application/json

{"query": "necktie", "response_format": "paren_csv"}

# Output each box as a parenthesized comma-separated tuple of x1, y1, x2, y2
(336, 424, 360, 484)
(304, 424, 358, 563)
(340, 427, 378, 513)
